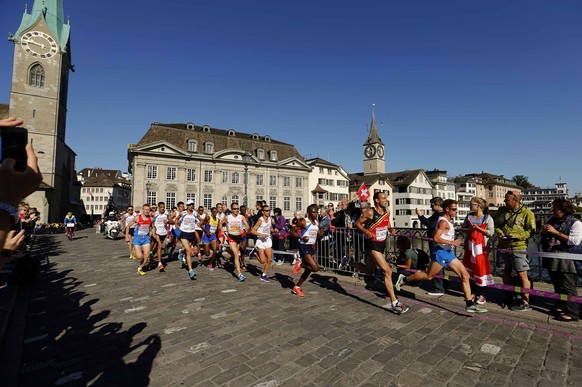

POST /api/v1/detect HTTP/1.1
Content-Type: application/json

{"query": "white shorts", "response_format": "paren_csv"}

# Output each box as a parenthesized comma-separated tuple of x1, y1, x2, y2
(256, 237, 272, 250)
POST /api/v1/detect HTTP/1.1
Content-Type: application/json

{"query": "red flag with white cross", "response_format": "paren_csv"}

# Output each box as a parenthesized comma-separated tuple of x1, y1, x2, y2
(357, 183, 370, 202)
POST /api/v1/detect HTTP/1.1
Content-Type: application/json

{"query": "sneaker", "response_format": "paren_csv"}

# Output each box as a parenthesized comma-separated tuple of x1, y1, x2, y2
(238, 274, 246, 282)
(426, 291, 445, 296)
(137, 267, 145, 276)
(293, 258, 302, 275)
(394, 274, 405, 291)
(475, 295, 486, 305)
(130, 254, 136, 260)
(392, 301, 410, 315)
(188, 269, 196, 280)
(274, 259, 285, 266)
(206, 264, 214, 272)
(198, 253, 203, 261)
(260, 274, 270, 283)
(178, 249, 183, 260)
(466, 304, 488, 313)
(292, 286, 304, 297)
(511, 302, 531, 311)
(241, 266, 247, 272)
(157, 263, 165, 272)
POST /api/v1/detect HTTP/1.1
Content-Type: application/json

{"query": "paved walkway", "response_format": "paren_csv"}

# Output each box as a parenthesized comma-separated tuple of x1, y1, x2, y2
(2, 229, 582, 386)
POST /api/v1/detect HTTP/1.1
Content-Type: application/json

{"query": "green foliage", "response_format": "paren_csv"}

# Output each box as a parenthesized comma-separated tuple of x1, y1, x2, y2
(511, 175, 535, 189)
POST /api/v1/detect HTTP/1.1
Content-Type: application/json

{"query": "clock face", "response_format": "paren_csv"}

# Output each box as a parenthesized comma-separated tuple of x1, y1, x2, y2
(21, 31, 58, 59)
(377, 145, 384, 158)
(364, 145, 376, 159)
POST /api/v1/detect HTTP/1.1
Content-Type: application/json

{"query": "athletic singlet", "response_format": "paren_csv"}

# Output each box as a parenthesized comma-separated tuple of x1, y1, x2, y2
(153, 211, 168, 236)
(125, 213, 137, 229)
(436, 216, 455, 251)
(179, 212, 198, 233)
(195, 213, 206, 231)
(256, 216, 272, 238)
(366, 208, 390, 242)
(227, 214, 244, 236)
(205, 216, 219, 234)
(135, 215, 153, 236)
(300, 218, 319, 245)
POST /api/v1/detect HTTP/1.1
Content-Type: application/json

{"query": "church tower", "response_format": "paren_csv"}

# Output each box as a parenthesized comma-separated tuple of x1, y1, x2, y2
(8, 0, 78, 222)
(363, 111, 385, 175)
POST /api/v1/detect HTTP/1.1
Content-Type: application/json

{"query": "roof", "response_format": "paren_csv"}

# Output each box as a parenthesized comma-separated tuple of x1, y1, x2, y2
(348, 172, 394, 188)
(0, 104, 9, 119)
(135, 122, 304, 161)
(78, 168, 121, 180)
(305, 157, 342, 168)
(311, 184, 328, 193)
(363, 112, 384, 146)
(383, 169, 427, 187)
(465, 172, 520, 188)
(82, 174, 130, 188)
(13, 0, 70, 51)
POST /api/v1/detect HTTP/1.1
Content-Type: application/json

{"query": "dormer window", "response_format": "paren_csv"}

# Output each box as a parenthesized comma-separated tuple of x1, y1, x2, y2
(257, 148, 265, 160)
(227, 130, 236, 137)
(251, 133, 260, 140)
(187, 139, 198, 152)
(204, 142, 214, 154)
(263, 135, 271, 142)
(186, 122, 195, 130)
(269, 150, 277, 161)
(202, 125, 211, 133)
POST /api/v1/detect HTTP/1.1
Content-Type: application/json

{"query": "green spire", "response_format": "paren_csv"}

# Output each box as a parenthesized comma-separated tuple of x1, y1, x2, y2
(12, 0, 70, 52)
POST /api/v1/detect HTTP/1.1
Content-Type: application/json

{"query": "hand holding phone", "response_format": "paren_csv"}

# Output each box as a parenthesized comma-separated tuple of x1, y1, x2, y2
(1, 126, 28, 172)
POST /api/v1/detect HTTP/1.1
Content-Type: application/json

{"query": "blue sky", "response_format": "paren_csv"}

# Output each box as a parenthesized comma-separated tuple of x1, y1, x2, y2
(1, 1, 581, 193)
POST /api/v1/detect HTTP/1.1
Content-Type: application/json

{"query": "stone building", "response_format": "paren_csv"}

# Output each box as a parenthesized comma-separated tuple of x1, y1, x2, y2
(77, 168, 131, 218)
(4, 0, 80, 222)
(306, 158, 350, 207)
(128, 122, 311, 218)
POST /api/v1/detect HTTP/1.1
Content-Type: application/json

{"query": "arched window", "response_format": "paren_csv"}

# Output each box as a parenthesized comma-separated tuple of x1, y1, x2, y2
(256, 148, 265, 160)
(232, 172, 239, 184)
(29, 64, 45, 88)
(187, 139, 197, 152)
(204, 142, 214, 154)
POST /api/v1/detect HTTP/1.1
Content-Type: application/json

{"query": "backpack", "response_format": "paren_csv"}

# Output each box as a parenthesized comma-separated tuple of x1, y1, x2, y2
(414, 248, 430, 271)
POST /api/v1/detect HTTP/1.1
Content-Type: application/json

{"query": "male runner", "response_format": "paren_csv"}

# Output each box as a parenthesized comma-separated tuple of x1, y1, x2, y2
(289, 204, 322, 297)
(151, 201, 168, 272)
(123, 206, 137, 259)
(178, 200, 199, 280)
(250, 204, 276, 282)
(220, 202, 250, 281)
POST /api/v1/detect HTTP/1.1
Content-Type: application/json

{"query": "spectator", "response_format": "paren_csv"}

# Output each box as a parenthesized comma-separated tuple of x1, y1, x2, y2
(289, 210, 303, 251)
(271, 208, 289, 262)
(541, 198, 582, 322)
(493, 191, 536, 311)
(318, 208, 331, 261)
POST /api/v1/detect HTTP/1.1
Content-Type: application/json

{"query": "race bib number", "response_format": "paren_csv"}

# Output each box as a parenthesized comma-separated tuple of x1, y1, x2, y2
(136, 224, 150, 236)
(66, 223, 75, 228)
(376, 226, 387, 241)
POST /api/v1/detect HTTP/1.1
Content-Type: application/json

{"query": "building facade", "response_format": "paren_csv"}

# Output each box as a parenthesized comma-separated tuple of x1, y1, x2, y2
(522, 182, 568, 216)
(128, 122, 311, 218)
(78, 168, 132, 218)
(306, 158, 350, 207)
(465, 173, 522, 207)
(6, 0, 80, 222)
(384, 169, 434, 228)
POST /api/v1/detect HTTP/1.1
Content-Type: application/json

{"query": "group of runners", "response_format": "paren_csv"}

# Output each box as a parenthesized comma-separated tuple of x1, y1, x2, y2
(119, 191, 488, 315)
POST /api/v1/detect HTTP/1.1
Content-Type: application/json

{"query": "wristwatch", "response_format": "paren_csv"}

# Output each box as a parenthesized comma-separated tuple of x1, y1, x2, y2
(0, 202, 19, 224)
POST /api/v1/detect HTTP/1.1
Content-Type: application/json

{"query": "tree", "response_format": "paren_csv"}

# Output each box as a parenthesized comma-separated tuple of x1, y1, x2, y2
(512, 175, 535, 189)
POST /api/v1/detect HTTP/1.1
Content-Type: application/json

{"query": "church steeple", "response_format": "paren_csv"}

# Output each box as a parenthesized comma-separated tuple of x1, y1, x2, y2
(12, 0, 70, 52)
(363, 108, 386, 175)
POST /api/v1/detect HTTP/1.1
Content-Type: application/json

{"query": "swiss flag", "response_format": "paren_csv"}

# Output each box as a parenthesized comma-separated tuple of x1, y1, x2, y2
(357, 183, 370, 202)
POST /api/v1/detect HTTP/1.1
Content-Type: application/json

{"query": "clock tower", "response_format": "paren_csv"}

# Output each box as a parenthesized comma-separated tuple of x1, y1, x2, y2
(363, 111, 385, 175)
(8, 0, 79, 222)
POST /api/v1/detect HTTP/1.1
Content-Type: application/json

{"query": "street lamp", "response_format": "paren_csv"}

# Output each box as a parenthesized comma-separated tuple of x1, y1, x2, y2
(145, 181, 152, 205)
(242, 152, 251, 207)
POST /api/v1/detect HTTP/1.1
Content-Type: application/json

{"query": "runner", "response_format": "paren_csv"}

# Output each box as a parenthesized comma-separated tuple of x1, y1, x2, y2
(124, 204, 153, 276)
(168, 202, 184, 260)
(240, 205, 249, 271)
(353, 193, 409, 314)
(123, 205, 137, 259)
(178, 200, 199, 280)
(250, 204, 277, 282)
(289, 204, 322, 297)
(395, 199, 487, 313)
(219, 202, 250, 281)
(194, 206, 207, 261)
(151, 201, 168, 272)
(200, 207, 221, 271)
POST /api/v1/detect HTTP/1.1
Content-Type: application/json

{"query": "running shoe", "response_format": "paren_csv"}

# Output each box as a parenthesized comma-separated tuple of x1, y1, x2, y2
(130, 253, 136, 260)
(189, 269, 197, 280)
(238, 273, 246, 282)
(241, 265, 247, 272)
(511, 302, 531, 312)
(426, 291, 445, 296)
(394, 274, 405, 292)
(158, 263, 165, 272)
(475, 295, 486, 305)
(292, 286, 304, 297)
(391, 301, 410, 314)
(198, 253, 203, 261)
(137, 267, 145, 276)
(206, 265, 214, 272)
(292, 258, 302, 275)
(178, 249, 183, 261)
(260, 274, 270, 283)
(466, 304, 488, 313)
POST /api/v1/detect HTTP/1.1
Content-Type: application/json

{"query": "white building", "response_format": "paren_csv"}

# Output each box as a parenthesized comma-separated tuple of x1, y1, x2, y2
(384, 169, 434, 228)
(306, 158, 350, 207)
(78, 168, 131, 218)
(523, 182, 568, 216)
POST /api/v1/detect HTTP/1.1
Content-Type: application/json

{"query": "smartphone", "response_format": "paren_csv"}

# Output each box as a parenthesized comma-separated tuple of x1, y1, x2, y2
(1, 126, 28, 171)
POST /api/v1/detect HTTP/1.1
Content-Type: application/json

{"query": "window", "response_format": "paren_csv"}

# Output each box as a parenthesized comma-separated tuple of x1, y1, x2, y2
(256, 174, 264, 186)
(221, 195, 228, 204)
(205, 142, 214, 154)
(203, 194, 213, 208)
(147, 191, 157, 207)
(166, 192, 176, 209)
(166, 166, 176, 180)
(29, 64, 45, 88)
(188, 140, 197, 152)
(232, 172, 239, 184)
(295, 177, 302, 188)
(270, 196, 277, 209)
(186, 168, 196, 182)
(319, 167, 324, 173)
(222, 171, 228, 183)
(204, 170, 213, 182)
(257, 149, 265, 160)
(283, 176, 290, 187)
(283, 196, 291, 211)
(269, 151, 278, 161)
(269, 176, 277, 186)
(295, 197, 303, 211)
(147, 165, 158, 179)
(186, 193, 196, 206)
(256, 195, 264, 202)
(100, 188, 103, 193)
(232, 195, 239, 204)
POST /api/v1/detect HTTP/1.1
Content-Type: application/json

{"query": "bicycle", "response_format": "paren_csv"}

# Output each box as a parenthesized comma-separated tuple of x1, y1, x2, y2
(66, 223, 75, 241)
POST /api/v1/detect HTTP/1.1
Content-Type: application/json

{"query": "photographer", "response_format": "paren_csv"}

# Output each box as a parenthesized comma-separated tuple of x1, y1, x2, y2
(0, 117, 43, 269)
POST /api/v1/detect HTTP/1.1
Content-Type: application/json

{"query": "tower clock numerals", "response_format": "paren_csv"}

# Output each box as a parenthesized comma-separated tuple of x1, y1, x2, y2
(377, 145, 384, 158)
(364, 145, 376, 159)
(21, 31, 58, 58)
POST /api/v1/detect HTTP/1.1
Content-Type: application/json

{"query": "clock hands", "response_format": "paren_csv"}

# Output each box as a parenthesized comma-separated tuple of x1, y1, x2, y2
(24, 39, 45, 49)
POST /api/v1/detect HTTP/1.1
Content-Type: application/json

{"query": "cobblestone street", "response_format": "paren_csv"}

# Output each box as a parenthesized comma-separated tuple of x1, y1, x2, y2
(3, 229, 582, 386)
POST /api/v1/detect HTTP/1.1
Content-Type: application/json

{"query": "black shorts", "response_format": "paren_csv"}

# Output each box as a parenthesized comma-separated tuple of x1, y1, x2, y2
(299, 244, 317, 257)
(365, 240, 386, 254)
(154, 234, 167, 242)
(180, 232, 197, 243)
(227, 234, 243, 244)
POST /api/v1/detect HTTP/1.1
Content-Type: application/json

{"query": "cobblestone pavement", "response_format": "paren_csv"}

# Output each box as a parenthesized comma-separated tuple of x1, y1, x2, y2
(9, 229, 582, 386)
